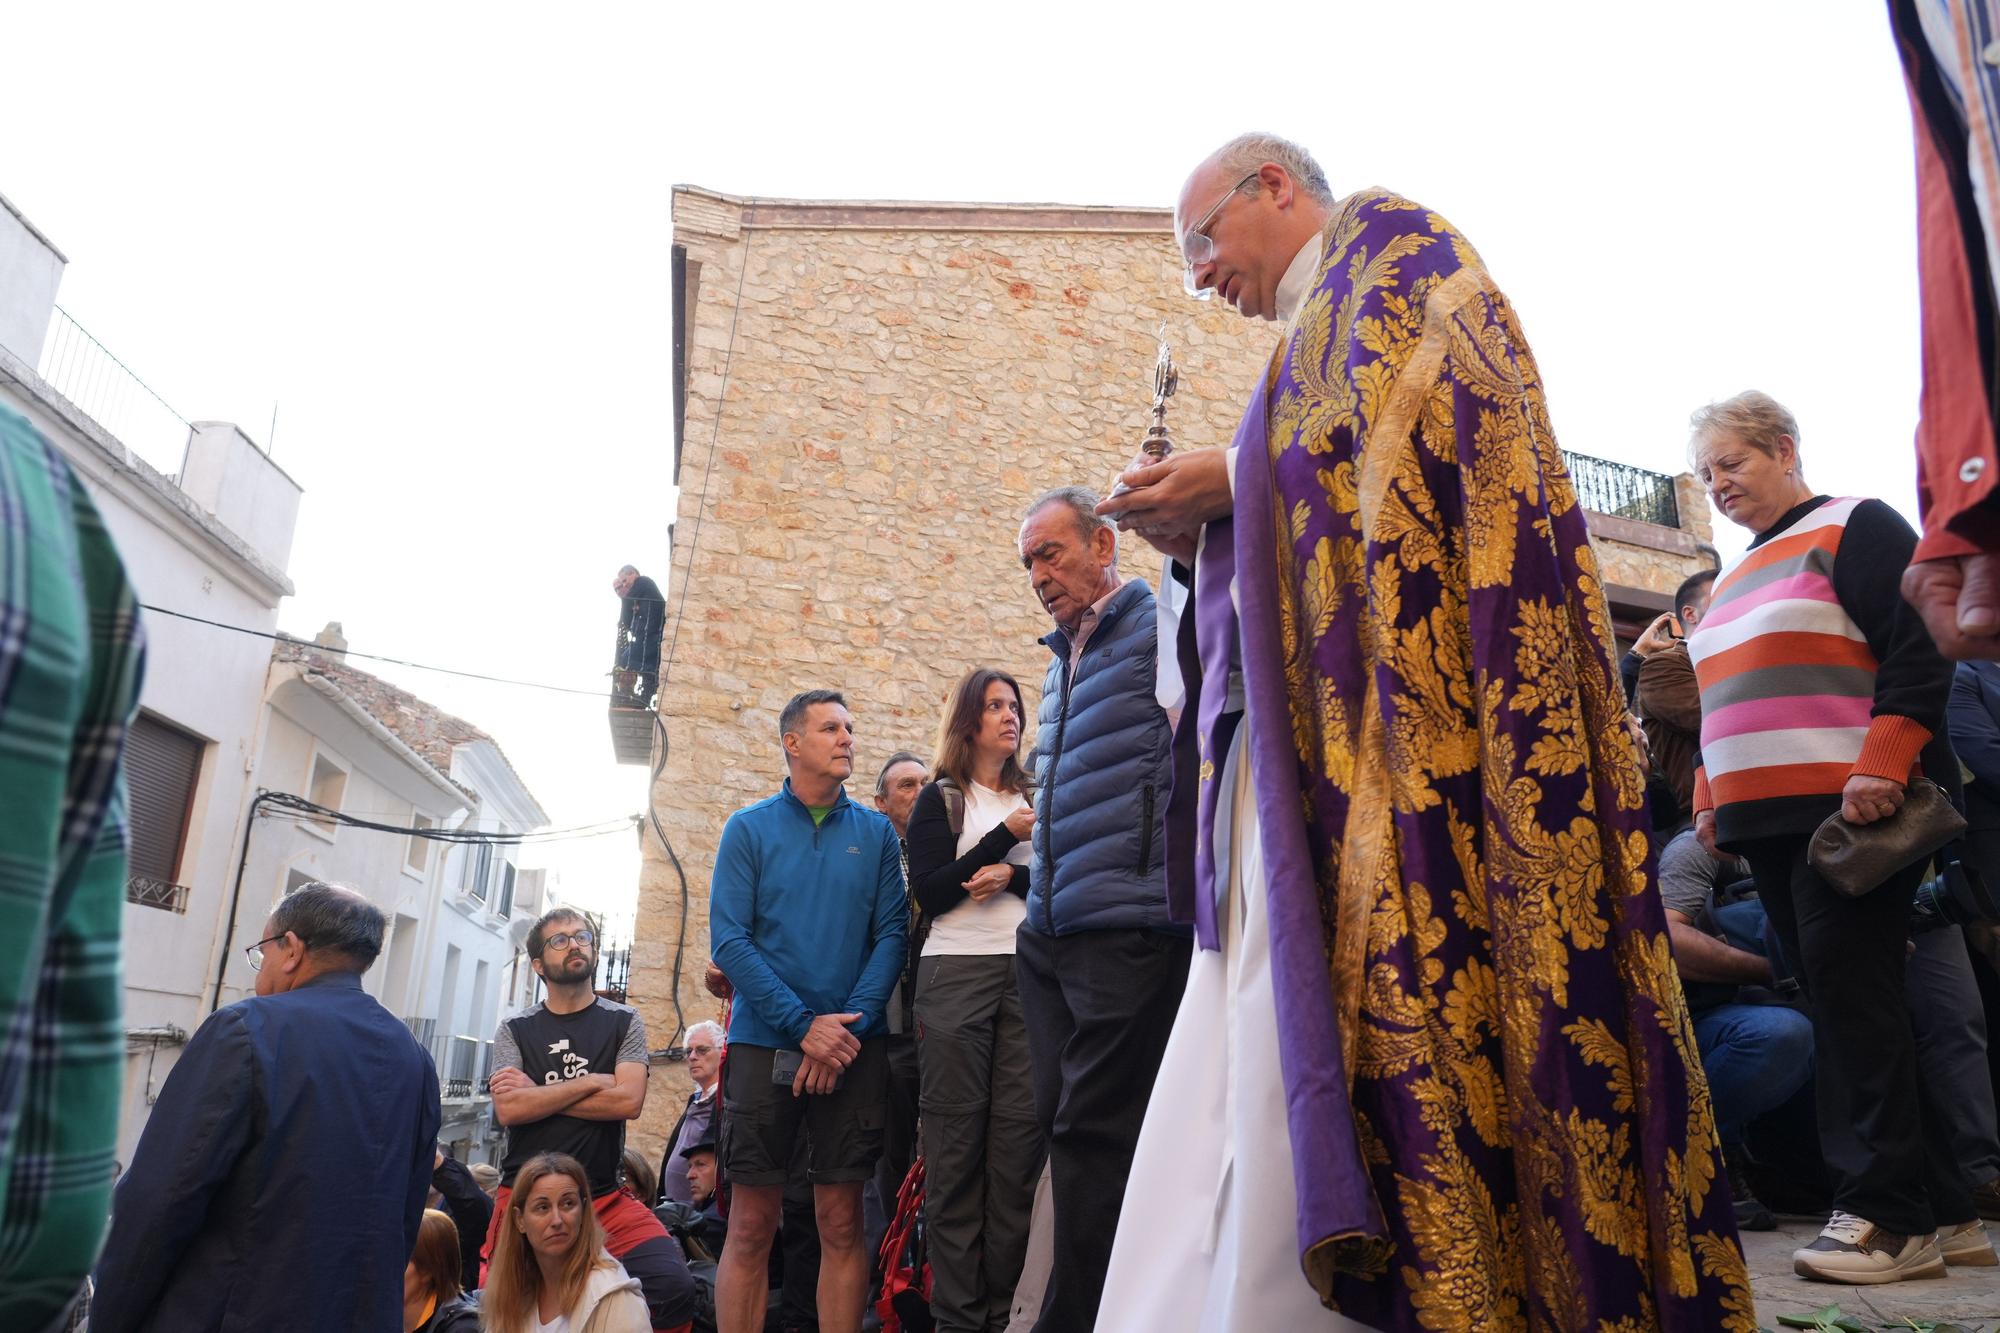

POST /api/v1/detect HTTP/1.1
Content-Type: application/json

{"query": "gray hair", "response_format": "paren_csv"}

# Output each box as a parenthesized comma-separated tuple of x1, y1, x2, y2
(875, 750, 926, 795)
(1023, 486, 1116, 551)
(617, 564, 639, 577)
(685, 1019, 726, 1051)
(270, 882, 385, 972)
(1210, 132, 1335, 206)
(1687, 390, 1801, 470)
(778, 689, 847, 742)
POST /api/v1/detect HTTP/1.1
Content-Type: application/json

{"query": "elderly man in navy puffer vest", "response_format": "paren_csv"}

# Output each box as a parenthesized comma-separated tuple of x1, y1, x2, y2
(1013, 485, 1188, 1333)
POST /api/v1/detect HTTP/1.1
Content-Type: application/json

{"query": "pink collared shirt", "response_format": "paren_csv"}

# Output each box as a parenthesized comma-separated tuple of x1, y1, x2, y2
(1067, 573, 1125, 670)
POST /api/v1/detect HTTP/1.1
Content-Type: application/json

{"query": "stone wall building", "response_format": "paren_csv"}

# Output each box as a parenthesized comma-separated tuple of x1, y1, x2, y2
(625, 186, 1716, 1160)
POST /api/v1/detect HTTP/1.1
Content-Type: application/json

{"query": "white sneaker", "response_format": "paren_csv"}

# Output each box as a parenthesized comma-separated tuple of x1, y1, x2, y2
(1793, 1210, 1947, 1284)
(1938, 1218, 1998, 1267)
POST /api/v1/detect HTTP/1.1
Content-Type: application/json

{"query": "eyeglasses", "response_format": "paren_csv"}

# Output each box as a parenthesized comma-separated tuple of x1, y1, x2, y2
(245, 931, 301, 971)
(686, 1044, 716, 1057)
(543, 928, 595, 952)
(1180, 171, 1261, 298)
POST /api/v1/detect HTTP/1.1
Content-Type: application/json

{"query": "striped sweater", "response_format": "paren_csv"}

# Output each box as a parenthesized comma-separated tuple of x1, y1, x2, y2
(1688, 495, 1953, 850)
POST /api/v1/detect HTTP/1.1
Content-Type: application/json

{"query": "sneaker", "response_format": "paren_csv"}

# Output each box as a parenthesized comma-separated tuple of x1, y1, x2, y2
(1939, 1218, 1999, 1267)
(1973, 1174, 2000, 1221)
(1793, 1211, 1947, 1284)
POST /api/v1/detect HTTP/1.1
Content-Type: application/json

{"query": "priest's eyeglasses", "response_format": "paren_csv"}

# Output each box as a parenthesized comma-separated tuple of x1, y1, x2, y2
(1181, 171, 1261, 298)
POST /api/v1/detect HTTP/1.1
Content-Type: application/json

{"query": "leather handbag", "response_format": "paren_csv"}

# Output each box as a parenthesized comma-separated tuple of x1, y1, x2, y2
(1807, 777, 1967, 898)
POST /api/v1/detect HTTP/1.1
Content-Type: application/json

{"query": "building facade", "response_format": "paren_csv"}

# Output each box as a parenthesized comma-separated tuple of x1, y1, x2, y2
(0, 189, 559, 1163)
(0, 192, 307, 1164)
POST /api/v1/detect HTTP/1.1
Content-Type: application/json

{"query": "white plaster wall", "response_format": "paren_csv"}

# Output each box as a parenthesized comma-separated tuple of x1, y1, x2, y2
(0, 194, 63, 365)
(0, 382, 295, 1167)
(180, 422, 302, 574)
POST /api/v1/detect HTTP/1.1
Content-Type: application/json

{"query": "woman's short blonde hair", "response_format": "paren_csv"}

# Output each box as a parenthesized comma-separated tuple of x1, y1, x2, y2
(1688, 390, 1801, 467)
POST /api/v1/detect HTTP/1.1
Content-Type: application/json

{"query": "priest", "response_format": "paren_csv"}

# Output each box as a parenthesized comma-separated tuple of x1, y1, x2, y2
(1092, 133, 1752, 1331)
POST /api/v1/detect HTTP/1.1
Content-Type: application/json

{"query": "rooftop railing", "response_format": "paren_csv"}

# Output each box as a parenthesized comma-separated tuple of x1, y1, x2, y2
(35, 305, 190, 476)
(1562, 450, 1680, 529)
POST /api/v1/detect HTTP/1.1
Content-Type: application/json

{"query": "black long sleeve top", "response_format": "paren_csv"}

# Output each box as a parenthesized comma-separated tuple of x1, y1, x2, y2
(905, 780, 1030, 922)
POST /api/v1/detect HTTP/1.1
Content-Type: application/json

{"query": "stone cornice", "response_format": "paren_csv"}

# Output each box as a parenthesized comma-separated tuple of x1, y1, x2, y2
(672, 185, 1172, 238)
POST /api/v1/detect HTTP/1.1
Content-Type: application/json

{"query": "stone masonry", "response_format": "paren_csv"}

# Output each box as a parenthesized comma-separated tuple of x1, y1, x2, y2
(628, 187, 1713, 1161)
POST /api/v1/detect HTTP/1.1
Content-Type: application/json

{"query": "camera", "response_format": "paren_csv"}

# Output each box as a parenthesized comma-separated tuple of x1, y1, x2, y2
(1911, 848, 2000, 933)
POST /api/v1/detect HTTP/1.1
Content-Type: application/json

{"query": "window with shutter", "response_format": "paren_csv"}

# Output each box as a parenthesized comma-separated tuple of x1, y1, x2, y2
(125, 713, 204, 911)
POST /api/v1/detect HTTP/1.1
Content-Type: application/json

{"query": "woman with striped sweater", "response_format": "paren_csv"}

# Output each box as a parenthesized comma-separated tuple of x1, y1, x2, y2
(1687, 390, 1981, 1285)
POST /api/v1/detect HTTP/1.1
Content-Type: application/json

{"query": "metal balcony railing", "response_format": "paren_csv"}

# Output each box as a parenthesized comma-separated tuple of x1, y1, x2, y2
(36, 306, 191, 477)
(126, 875, 190, 913)
(1562, 450, 1680, 529)
(431, 1034, 491, 1101)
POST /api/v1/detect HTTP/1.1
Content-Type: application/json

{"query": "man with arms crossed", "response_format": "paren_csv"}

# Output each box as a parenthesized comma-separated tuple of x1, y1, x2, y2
(486, 907, 695, 1331)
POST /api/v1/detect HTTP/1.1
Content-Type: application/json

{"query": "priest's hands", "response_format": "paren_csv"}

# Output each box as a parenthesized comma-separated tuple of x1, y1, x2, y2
(1903, 553, 2000, 659)
(1096, 447, 1233, 565)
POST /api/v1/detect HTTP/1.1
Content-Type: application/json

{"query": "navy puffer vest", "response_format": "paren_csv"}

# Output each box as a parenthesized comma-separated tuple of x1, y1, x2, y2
(1027, 578, 1181, 937)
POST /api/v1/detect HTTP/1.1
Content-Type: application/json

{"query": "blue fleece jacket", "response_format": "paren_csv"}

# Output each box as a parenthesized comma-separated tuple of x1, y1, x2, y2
(710, 779, 909, 1049)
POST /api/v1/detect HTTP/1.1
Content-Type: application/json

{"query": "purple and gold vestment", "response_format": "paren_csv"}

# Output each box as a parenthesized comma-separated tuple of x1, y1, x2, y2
(1172, 191, 1753, 1330)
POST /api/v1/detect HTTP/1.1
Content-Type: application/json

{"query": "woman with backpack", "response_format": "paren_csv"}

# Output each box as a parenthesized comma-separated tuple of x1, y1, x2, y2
(905, 667, 1045, 1333)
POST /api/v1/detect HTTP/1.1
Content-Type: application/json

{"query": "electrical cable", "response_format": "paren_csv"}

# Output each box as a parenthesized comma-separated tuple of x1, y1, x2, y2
(256, 791, 639, 843)
(139, 603, 614, 697)
(645, 218, 754, 1061)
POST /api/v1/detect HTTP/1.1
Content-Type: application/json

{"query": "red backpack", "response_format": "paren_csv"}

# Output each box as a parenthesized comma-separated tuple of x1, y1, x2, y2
(874, 1155, 933, 1333)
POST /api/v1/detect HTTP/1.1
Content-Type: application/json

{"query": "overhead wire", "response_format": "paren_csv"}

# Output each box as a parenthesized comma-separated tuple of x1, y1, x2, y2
(256, 792, 640, 844)
(139, 603, 615, 697)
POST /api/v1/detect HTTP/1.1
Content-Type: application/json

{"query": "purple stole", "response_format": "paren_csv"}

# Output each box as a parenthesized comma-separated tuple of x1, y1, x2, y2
(1163, 516, 1240, 954)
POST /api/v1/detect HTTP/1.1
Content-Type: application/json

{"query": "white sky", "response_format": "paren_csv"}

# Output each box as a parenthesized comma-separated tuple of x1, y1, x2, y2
(0, 1, 1921, 919)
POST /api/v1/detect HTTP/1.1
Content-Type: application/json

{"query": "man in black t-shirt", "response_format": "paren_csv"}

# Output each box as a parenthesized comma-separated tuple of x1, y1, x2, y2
(483, 907, 693, 1328)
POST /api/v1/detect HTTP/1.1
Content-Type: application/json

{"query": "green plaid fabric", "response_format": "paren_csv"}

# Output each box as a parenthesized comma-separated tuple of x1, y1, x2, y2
(0, 403, 143, 1330)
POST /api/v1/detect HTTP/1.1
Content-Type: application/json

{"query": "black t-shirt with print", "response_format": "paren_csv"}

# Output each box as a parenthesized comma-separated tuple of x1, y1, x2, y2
(494, 996, 648, 1195)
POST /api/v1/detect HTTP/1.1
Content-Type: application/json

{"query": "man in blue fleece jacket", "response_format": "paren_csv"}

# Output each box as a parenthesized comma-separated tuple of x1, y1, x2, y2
(710, 687, 907, 1333)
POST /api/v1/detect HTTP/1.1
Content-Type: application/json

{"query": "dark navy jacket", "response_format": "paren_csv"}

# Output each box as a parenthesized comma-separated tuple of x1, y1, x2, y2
(92, 970, 440, 1333)
(1029, 578, 1181, 936)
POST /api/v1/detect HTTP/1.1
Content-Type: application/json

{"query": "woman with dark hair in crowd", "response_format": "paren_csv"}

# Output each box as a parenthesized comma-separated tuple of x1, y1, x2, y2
(905, 666, 1045, 1333)
(404, 1208, 480, 1333)
(482, 1152, 652, 1333)
(1687, 389, 1986, 1283)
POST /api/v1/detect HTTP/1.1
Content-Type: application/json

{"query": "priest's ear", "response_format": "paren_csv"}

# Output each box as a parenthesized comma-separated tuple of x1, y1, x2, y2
(1258, 162, 1296, 209)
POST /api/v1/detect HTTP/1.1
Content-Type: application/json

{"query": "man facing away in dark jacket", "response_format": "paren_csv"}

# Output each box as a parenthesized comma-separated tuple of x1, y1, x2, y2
(91, 883, 440, 1332)
(1014, 486, 1187, 1333)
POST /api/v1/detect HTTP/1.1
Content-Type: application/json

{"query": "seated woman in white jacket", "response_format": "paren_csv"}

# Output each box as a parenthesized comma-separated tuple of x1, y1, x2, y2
(482, 1153, 652, 1333)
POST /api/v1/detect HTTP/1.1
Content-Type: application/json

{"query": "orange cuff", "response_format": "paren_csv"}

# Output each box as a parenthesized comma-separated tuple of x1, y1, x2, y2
(1852, 714, 1934, 784)
(1914, 528, 1983, 563)
(1693, 766, 1712, 817)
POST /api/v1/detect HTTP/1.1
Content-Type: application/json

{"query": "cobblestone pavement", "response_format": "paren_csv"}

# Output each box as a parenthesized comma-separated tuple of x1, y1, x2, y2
(1747, 1219, 2000, 1329)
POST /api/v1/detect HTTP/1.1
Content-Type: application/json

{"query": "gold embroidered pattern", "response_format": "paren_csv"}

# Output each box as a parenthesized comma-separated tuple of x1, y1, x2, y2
(1261, 192, 1751, 1329)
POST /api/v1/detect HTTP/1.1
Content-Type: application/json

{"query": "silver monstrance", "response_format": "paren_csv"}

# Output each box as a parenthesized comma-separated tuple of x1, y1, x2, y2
(1142, 322, 1179, 461)
(1110, 325, 1180, 499)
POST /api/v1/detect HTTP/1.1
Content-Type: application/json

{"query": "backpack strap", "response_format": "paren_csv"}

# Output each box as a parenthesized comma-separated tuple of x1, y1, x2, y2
(934, 775, 966, 839)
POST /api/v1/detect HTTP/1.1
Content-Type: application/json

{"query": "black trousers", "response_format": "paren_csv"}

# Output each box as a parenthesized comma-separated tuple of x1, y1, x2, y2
(1746, 834, 1975, 1234)
(1013, 924, 1190, 1333)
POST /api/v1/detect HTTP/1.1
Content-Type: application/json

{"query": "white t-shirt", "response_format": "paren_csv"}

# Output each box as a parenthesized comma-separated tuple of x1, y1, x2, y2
(922, 781, 1031, 957)
(534, 1313, 568, 1333)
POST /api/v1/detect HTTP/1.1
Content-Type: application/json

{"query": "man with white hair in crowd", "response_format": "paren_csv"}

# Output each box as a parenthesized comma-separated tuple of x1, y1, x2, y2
(658, 1019, 726, 1206)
